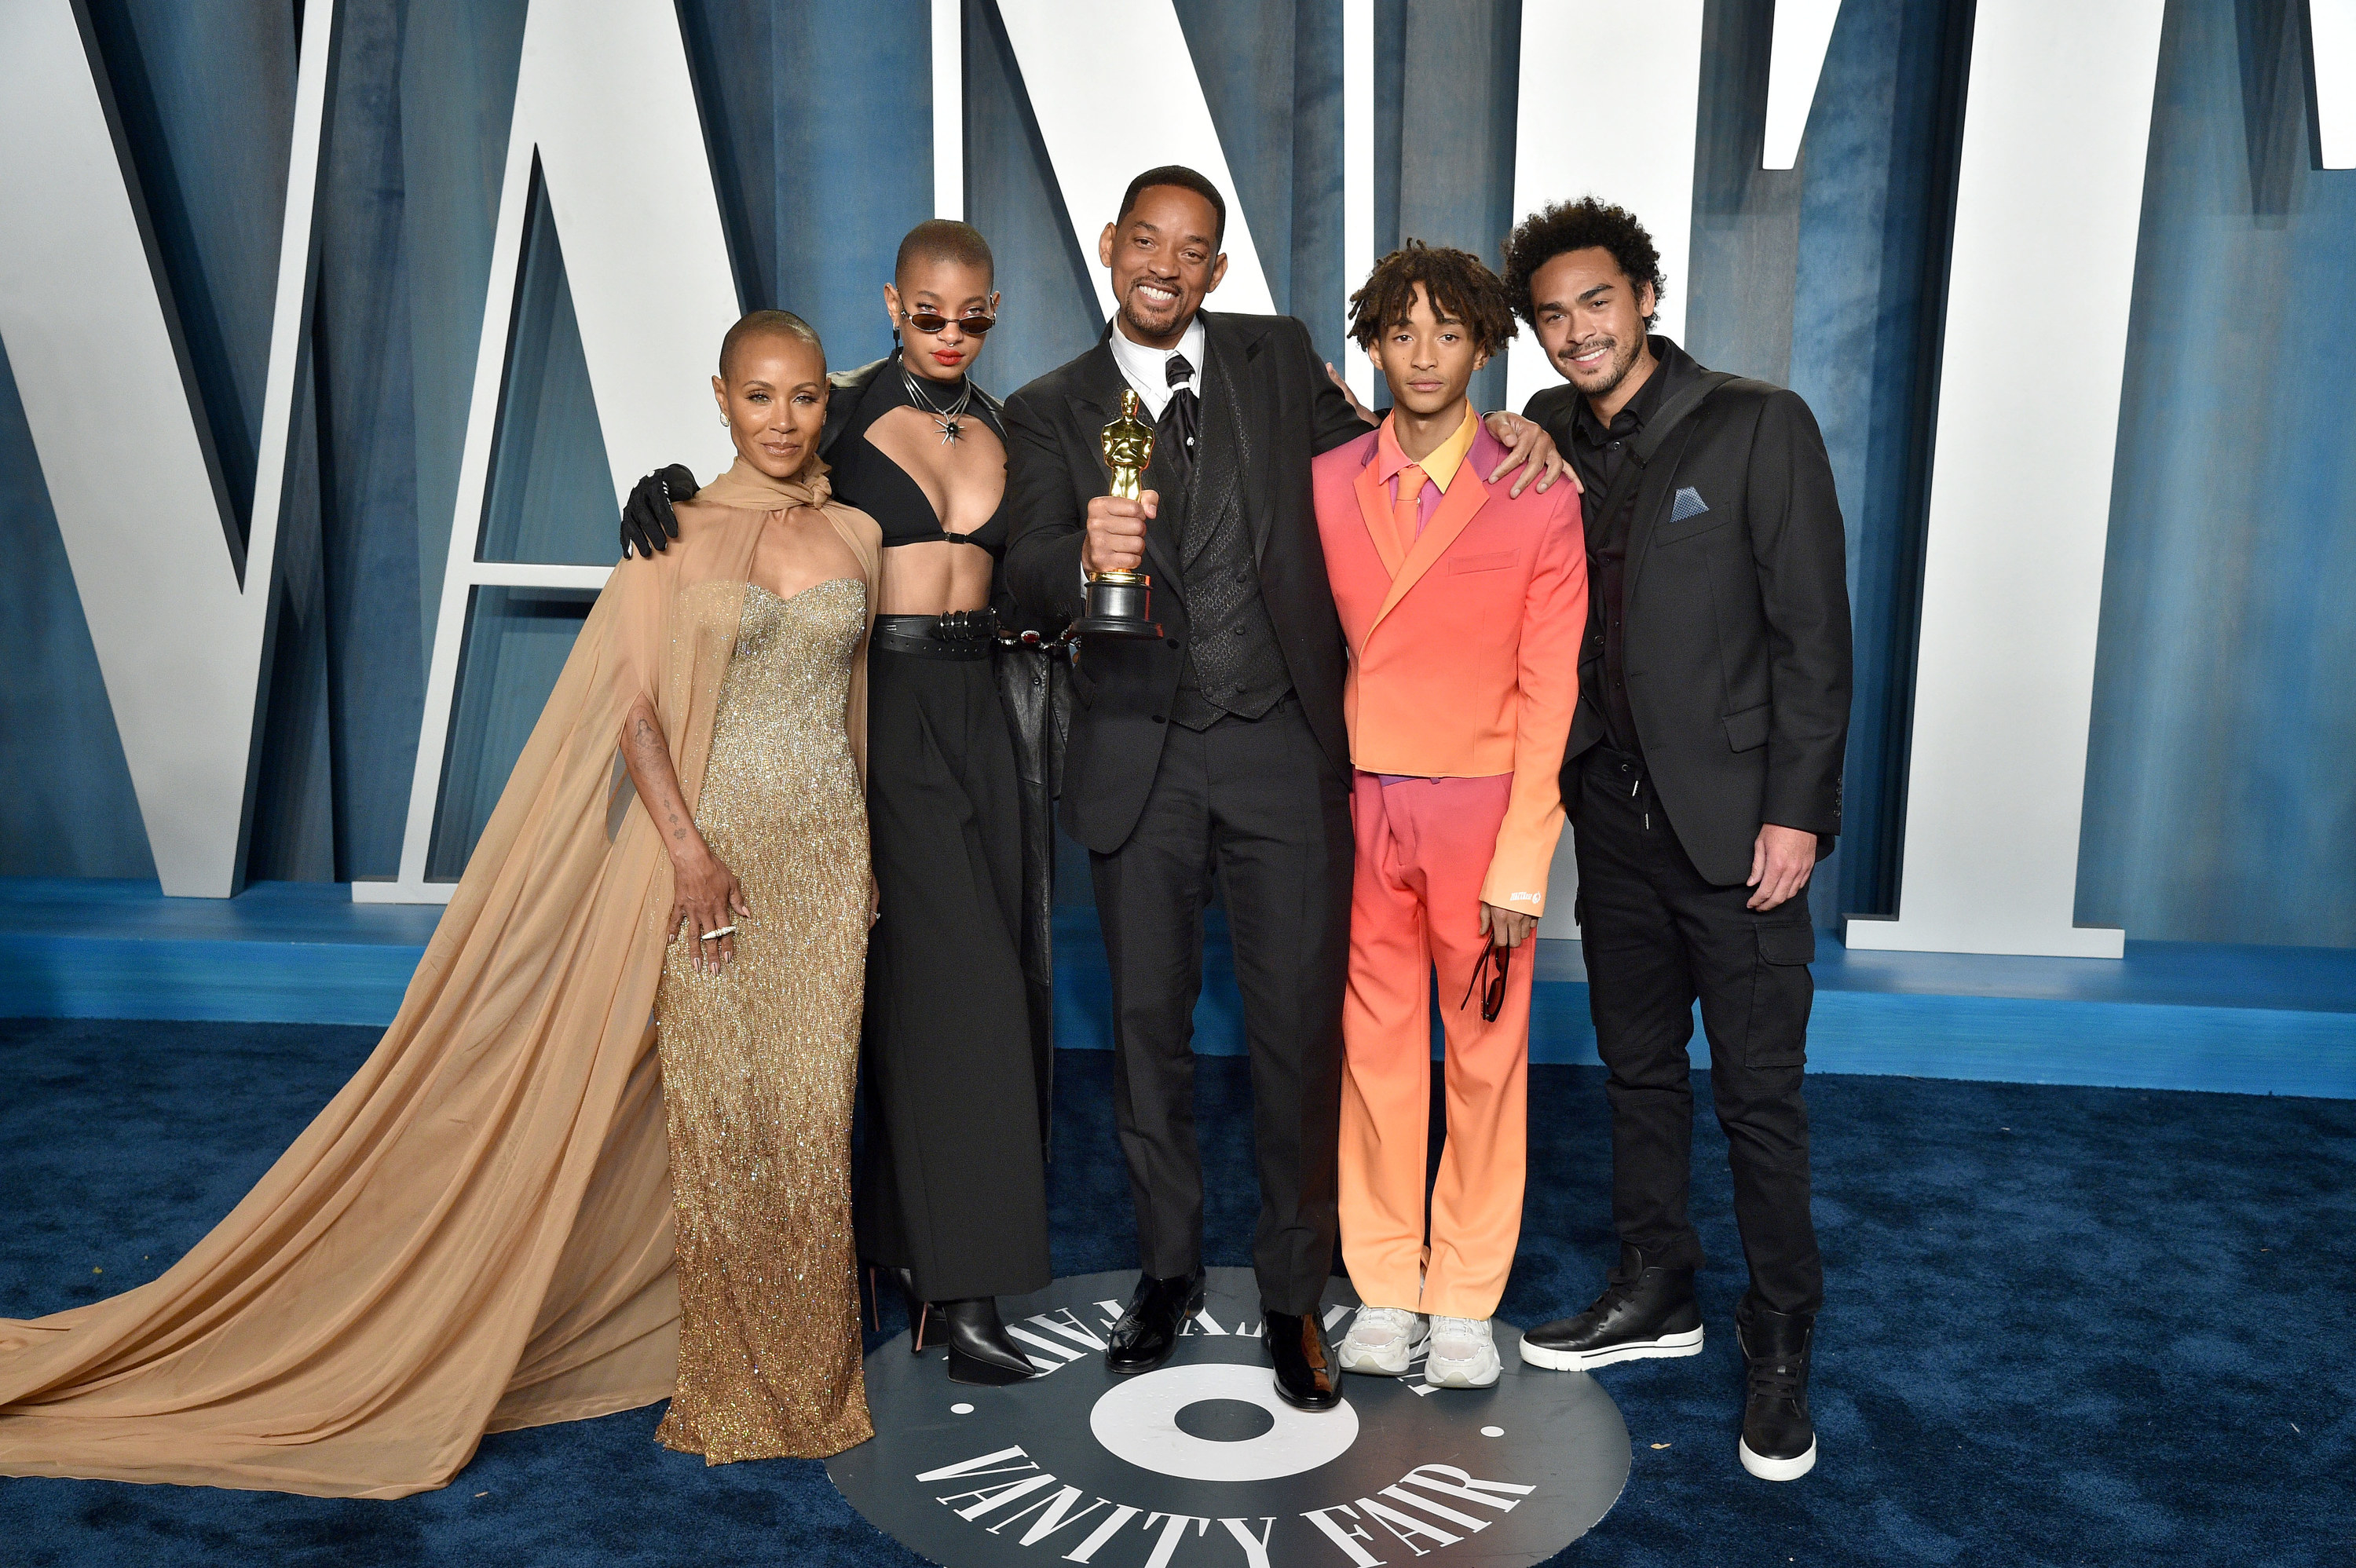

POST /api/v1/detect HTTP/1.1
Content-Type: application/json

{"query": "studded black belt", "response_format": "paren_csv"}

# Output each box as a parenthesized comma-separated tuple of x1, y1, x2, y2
(872, 609, 997, 660)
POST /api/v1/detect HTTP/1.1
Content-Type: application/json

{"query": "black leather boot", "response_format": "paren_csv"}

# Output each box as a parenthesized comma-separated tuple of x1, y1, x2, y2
(942, 1298, 1042, 1386)
(1107, 1269, 1206, 1374)
(1736, 1297, 1817, 1480)
(1520, 1245, 1705, 1370)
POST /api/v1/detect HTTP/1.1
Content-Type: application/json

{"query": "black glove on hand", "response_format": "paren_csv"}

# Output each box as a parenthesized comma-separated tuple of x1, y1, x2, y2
(620, 463, 700, 557)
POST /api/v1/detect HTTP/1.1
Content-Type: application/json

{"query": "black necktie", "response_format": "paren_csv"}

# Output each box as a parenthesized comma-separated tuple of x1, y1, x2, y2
(1158, 352, 1199, 482)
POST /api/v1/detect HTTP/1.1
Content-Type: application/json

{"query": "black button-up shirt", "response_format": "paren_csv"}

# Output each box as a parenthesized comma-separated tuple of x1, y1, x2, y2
(1568, 335, 1692, 756)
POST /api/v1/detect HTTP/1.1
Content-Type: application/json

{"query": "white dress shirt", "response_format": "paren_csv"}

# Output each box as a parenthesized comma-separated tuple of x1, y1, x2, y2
(1107, 315, 1206, 420)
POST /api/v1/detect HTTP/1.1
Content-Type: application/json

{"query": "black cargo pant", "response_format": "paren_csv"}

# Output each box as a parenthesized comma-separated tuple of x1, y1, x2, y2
(1572, 745, 1824, 1317)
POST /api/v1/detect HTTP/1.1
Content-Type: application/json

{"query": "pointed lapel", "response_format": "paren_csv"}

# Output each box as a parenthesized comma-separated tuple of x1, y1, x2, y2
(1066, 334, 1184, 600)
(1620, 419, 1704, 603)
(1352, 458, 1407, 577)
(1366, 462, 1490, 640)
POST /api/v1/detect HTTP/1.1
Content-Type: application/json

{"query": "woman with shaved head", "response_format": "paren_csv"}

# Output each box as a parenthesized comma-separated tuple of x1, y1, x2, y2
(0, 310, 885, 1488)
(621, 221, 1052, 1389)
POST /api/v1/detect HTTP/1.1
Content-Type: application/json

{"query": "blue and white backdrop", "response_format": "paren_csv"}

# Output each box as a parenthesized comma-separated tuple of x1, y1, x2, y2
(2, 0, 2352, 956)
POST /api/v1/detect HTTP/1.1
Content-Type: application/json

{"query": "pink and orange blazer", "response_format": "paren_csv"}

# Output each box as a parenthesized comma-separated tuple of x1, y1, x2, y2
(1312, 422, 1589, 913)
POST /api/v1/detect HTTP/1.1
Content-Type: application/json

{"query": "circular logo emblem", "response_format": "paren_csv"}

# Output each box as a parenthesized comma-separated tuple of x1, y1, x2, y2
(1091, 1361, 1361, 1481)
(829, 1268, 1630, 1568)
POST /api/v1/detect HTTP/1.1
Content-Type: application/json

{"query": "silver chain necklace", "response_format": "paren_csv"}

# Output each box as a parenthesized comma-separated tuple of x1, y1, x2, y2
(901, 365, 973, 445)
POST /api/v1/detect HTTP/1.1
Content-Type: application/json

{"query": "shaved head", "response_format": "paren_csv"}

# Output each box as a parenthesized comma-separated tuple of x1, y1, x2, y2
(894, 220, 993, 287)
(719, 309, 823, 382)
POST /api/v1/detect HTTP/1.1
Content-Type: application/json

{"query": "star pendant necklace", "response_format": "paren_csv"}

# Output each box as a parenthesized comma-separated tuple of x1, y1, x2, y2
(902, 365, 973, 445)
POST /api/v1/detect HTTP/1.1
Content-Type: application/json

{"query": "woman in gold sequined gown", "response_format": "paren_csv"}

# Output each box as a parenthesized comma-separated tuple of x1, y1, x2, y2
(627, 311, 881, 1461)
(0, 310, 882, 1493)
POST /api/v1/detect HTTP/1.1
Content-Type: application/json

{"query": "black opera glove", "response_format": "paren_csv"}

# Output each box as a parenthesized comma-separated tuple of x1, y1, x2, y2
(619, 463, 701, 557)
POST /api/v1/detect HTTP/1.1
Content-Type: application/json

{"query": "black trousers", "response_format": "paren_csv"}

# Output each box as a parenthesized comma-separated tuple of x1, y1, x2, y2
(1572, 746, 1824, 1317)
(1089, 697, 1353, 1316)
(855, 643, 1052, 1300)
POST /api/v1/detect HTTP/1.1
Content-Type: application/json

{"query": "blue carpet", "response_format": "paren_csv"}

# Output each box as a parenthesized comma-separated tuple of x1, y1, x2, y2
(1, 1018, 2350, 1565)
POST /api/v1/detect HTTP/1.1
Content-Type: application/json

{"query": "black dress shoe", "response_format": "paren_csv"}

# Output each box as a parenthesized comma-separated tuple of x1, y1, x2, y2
(1265, 1310, 1343, 1410)
(1736, 1299, 1817, 1480)
(1107, 1269, 1205, 1374)
(1520, 1245, 1706, 1371)
(943, 1297, 1043, 1386)
(874, 1265, 946, 1354)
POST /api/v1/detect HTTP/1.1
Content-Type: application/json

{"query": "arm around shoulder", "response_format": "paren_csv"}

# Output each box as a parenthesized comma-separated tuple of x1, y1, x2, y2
(1297, 317, 1377, 454)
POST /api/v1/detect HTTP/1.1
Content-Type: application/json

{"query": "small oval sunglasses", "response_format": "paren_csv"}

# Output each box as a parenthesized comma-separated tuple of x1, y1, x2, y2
(902, 306, 997, 335)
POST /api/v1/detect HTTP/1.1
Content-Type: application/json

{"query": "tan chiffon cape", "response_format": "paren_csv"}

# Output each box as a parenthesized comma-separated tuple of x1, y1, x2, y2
(0, 463, 879, 1497)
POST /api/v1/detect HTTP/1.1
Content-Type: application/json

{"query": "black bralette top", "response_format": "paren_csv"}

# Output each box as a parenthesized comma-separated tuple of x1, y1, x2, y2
(825, 367, 1009, 557)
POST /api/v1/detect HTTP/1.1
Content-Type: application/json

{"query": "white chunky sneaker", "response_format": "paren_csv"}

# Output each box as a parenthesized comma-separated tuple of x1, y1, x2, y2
(1424, 1316, 1502, 1388)
(1337, 1306, 1428, 1376)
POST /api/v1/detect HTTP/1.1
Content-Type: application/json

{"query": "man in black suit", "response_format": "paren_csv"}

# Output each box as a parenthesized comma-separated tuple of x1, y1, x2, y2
(1001, 166, 1562, 1409)
(1499, 199, 1850, 1482)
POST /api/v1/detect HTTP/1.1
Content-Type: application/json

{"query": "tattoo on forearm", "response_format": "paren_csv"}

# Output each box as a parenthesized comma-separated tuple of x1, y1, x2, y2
(626, 704, 697, 846)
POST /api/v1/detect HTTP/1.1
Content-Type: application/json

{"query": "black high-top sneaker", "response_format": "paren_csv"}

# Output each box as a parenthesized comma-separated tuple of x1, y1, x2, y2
(1519, 1245, 1705, 1371)
(1736, 1298, 1817, 1480)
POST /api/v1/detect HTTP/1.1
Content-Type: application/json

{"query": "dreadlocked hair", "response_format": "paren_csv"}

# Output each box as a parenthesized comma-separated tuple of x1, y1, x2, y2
(1346, 240, 1519, 357)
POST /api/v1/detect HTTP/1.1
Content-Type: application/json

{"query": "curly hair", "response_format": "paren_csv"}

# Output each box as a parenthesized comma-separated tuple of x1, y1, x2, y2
(1500, 197, 1668, 329)
(1346, 240, 1519, 358)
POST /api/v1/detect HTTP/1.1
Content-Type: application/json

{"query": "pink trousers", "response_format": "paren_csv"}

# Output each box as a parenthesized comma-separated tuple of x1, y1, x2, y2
(1338, 772, 1532, 1320)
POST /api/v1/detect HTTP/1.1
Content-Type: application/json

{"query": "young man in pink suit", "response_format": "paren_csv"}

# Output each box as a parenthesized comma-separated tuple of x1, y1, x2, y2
(1313, 245, 1587, 1387)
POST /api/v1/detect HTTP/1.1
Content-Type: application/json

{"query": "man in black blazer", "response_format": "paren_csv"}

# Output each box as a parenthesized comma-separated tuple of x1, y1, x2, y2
(1001, 166, 1561, 1409)
(1498, 199, 1850, 1482)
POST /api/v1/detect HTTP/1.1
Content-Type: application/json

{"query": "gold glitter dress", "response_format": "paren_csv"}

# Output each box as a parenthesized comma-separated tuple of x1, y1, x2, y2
(653, 576, 875, 1463)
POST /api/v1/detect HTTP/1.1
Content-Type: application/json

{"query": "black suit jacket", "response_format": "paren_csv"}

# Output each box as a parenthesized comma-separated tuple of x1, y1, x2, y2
(1526, 348, 1852, 886)
(1002, 313, 1368, 853)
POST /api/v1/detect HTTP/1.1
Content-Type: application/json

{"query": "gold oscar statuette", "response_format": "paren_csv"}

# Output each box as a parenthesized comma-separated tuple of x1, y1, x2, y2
(1075, 388, 1164, 638)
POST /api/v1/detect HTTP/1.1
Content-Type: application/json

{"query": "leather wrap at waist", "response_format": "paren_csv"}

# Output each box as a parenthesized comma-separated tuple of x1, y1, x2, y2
(872, 610, 997, 660)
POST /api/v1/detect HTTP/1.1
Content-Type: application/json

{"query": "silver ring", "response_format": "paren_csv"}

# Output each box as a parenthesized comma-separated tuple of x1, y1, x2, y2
(698, 925, 735, 941)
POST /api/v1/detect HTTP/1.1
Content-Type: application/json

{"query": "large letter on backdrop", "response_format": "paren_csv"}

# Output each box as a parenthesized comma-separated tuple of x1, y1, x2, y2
(1505, 1, 1705, 415)
(360, 0, 740, 903)
(991, 0, 1275, 320)
(0, 0, 335, 897)
(1845, 0, 2168, 958)
(2317, 0, 2356, 168)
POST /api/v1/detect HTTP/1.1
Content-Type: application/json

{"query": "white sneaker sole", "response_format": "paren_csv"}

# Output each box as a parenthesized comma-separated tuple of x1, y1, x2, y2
(1422, 1356, 1501, 1389)
(1337, 1333, 1429, 1376)
(1739, 1435, 1817, 1481)
(1518, 1325, 1705, 1371)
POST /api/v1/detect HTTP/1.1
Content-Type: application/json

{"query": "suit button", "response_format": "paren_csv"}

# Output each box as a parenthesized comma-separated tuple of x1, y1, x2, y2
(1153, 715, 1167, 724)
(1235, 571, 1247, 583)
(1165, 638, 1180, 649)
(1232, 625, 1246, 636)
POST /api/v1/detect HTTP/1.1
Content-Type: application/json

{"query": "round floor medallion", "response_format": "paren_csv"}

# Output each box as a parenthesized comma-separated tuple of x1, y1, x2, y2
(829, 1267, 1630, 1568)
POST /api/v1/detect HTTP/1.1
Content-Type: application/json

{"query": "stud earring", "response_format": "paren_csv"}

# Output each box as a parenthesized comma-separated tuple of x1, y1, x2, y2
(719, 411, 730, 426)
